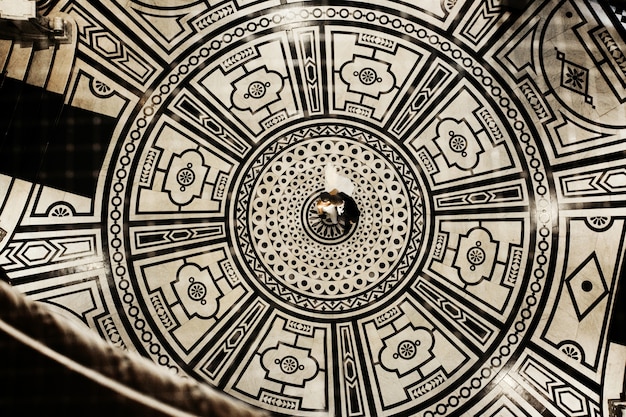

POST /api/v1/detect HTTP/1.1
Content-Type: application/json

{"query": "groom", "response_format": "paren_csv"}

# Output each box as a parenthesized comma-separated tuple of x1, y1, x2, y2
(316, 164, 360, 234)
(316, 189, 360, 234)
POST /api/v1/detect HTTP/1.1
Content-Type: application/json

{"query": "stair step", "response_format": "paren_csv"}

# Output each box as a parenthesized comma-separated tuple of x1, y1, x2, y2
(6, 41, 33, 82)
(0, 39, 12, 73)
(46, 14, 76, 95)
(26, 45, 53, 88)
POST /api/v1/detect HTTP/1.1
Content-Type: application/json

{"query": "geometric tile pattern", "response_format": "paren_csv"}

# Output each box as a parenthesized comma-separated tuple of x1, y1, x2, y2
(0, 0, 625, 416)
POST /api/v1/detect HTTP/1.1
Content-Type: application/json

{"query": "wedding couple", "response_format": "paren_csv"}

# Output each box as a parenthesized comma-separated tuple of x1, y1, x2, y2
(316, 164, 360, 234)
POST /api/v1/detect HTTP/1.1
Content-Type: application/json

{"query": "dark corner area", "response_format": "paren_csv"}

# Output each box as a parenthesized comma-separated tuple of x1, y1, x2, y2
(609, 259, 626, 345)
(0, 76, 115, 197)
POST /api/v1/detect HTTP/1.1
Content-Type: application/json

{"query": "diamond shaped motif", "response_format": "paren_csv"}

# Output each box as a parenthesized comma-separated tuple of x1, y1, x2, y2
(556, 50, 593, 106)
(565, 253, 608, 320)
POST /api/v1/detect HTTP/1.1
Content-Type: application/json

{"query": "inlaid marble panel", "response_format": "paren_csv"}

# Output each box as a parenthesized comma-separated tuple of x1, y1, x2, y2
(0, 0, 625, 416)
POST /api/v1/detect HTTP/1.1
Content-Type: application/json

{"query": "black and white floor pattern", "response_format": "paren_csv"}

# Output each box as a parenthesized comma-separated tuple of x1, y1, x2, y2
(1, 0, 625, 416)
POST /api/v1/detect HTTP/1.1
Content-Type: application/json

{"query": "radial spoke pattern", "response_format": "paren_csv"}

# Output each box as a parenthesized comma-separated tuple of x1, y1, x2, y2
(0, 0, 625, 416)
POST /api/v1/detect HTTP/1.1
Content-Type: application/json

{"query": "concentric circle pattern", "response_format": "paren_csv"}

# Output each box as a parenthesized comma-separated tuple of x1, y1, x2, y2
(101, 5, 553, 416)
(2, 0, 625, 416)
(0, 1, 612, 416)
(234, 128, 425, 317)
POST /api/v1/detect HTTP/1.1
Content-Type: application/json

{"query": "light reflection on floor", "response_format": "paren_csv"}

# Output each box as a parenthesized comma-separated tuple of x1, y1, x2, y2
(1, 1, 626, 416)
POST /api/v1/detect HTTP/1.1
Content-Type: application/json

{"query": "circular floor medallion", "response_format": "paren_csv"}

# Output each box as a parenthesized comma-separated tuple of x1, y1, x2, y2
(100, 4, 557, 416)
(232, 125, 427, 318)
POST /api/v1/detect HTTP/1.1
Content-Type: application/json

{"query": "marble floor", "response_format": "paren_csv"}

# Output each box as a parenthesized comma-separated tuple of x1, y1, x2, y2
(1, 0, 626, 416)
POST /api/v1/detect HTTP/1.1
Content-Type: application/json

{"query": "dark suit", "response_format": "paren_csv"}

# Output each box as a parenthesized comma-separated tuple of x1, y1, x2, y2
(339, 192, 360, 230)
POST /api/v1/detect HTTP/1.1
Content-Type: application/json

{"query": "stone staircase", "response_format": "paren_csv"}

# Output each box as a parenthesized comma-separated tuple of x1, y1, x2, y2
(0, 12, 76, 95)
(0, 12, 104, 198)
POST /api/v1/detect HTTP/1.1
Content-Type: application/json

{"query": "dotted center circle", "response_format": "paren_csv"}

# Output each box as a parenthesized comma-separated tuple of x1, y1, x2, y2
(233, 128, 426, 316)
(247, 138, 411, 298)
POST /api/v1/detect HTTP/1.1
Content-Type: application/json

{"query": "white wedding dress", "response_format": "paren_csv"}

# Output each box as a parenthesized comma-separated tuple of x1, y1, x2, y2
(324, 163, 354, 196)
